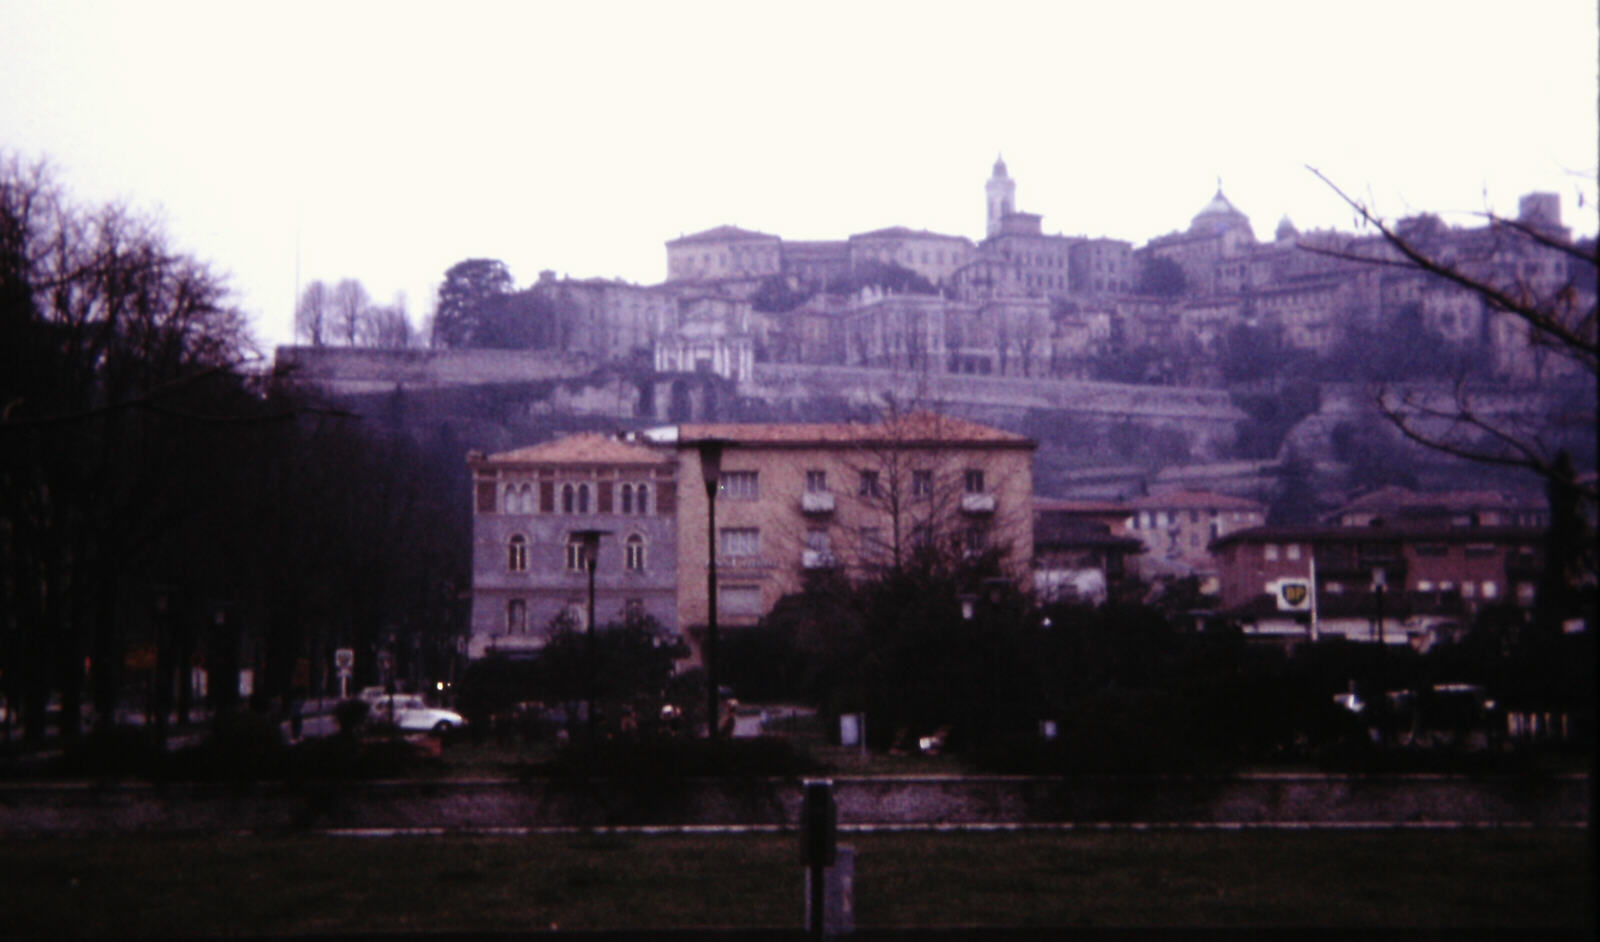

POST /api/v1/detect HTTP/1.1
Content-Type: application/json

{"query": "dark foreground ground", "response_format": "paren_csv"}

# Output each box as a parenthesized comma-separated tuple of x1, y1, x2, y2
(0, 828, 1590, 938)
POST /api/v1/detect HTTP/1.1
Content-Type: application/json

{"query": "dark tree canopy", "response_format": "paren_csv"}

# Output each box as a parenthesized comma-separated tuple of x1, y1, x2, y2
(431, 258, 514, 348)
(826, 261, 937, 297)
(1135, 255, 1188, 296)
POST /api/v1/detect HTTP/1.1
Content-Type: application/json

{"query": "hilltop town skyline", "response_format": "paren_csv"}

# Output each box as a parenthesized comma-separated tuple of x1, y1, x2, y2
(2, 2, 1594, 352)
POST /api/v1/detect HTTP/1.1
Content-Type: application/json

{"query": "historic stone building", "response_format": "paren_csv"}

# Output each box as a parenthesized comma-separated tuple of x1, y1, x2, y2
(665, 225, 782, 284)
(466, 434, 680, 658)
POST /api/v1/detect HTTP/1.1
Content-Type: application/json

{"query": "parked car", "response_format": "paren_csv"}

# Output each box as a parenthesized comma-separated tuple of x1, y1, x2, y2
(374, 694, 465, 733)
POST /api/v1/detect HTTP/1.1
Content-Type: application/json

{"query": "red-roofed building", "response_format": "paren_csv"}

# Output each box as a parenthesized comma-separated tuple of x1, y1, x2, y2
(1124, 490, 1266, 586)
(1033, 498, 1143, 603)
(1210, 524, 1546, 646)
(466, 433, 680, 657)
(1324, 487, 1549, 530)
(664, 412, 1036, 654)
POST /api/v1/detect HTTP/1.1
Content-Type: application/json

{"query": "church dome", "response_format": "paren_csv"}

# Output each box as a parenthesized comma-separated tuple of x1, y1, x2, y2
(992, 155, 1009, 178)
(1275, 214, 1298, 242)
(1190, 185, 1251, 236)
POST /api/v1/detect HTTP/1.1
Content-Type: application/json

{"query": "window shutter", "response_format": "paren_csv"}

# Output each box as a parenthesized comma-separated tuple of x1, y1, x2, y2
(540, 481, 555, 513)
(476, 481, 497, 514)
(655, 481, 676, 515)
(598, 481, 614, 514)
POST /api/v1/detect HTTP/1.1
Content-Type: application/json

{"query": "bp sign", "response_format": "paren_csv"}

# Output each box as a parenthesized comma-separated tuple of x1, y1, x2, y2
(1276, 579, 1312, 612)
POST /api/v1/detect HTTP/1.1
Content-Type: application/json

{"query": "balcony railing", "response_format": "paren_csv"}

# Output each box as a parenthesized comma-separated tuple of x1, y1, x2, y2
(801, 550, 837, 570)
(800, 491, 835, 514)
(961, 492, 996, 515)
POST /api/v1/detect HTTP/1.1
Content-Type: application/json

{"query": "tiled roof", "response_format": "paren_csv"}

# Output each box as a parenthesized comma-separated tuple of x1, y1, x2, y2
(1034, 498, 1130, 513)
(480, 433, 670, 467)
(667, 225, 779, 246)
(850, 226, 970, 242)
(678, 412, 1033, 449)
(1329, 487, 1530, 516)
(1128, 490, 1265, 511)
(1211, 523, 1544, 549)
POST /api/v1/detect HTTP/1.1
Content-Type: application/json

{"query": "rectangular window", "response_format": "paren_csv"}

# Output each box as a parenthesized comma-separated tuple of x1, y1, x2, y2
(1286, 544, 1301, 560)
(806, 529, 831, 553)
(859, 470, 881, 497)
(720, 585, 763, 617)
(964, 469, 985, 493)
(805, 469, 828, 493)
(1415, 544, 1448, 557)
(1264, 543, 1280, 561)
(540, 481, 555, 513)
(912, 469, 933, 498)
(1482, 581, 1499, 599)
(476, 481, 498, 514)
(719, 527, 760, 557)
(858, 526, 883, 562)
(720, 471, 759, 500)
(1464, 544, 1496, 559)
(507, 599, 527, 634)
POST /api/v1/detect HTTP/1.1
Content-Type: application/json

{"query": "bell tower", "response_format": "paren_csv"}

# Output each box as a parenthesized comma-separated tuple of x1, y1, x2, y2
(986, 155, 1015, 238)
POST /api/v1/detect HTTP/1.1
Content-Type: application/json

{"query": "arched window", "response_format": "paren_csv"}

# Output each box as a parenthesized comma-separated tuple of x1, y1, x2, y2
(636, 484, 649, 515)
(625, 534, 646, 572)
(507, 599, 527, 634)
(565, 535, 587, 572)
(520, 484, 533, 513)
(504, 484, 519, 513)
(621, 484, 634, 515)
(562, 484, 575, 514)
(507, 534, 528, 571)
(577, 484, 590, 514)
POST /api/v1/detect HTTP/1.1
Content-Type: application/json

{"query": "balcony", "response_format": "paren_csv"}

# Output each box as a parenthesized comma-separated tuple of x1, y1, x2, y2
(961, 492, 996, 515)
(801, 550, 837, 570)
(800, 491, 835, 515)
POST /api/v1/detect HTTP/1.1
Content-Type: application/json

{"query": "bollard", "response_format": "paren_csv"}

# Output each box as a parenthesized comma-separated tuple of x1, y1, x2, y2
(801, 779, 840, 938)
(803, 844, 854, 938)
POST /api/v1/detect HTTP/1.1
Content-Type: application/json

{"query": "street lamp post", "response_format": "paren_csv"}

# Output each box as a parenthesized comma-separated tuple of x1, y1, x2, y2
(688, 438, 733, 738)
(572, 529, 610, 750)
(1372, 567, 1387, 646)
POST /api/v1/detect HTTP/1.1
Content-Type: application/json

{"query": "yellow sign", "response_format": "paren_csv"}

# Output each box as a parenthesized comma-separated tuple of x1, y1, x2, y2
(1275, 579, 1312, 612)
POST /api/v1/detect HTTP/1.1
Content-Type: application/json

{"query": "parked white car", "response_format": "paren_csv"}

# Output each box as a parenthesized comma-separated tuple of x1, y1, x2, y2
(371, 693, 465, 732)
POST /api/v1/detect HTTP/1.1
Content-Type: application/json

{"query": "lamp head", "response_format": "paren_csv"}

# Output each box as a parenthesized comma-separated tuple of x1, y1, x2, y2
(687, 437, 735, 488)
(571, 529, 610, 561)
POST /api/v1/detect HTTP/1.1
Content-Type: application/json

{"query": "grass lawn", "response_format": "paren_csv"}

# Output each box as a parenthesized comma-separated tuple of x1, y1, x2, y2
(1, 829, 1589, 936)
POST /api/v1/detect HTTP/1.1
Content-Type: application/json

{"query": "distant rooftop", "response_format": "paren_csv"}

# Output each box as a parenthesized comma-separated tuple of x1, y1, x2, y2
(675, 411, 1034, 448)
(474, 432, 669, 467)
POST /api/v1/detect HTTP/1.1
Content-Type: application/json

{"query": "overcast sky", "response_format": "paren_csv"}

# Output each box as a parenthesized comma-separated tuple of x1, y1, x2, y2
(3, 0, 1596, 354)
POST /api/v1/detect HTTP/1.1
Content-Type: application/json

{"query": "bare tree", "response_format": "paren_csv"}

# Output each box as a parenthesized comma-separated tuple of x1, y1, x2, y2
(1303, 167, 1597, 501)
(294, 280, 330, 346)
(330, 278, 369, 347)
(2, 155, 255, 742)
(361, 292, 415, 349)
(837, 397, 1033, 586)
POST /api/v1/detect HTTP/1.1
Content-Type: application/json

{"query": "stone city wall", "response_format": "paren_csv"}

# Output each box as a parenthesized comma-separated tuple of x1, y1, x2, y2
(274, 346, 593, 395)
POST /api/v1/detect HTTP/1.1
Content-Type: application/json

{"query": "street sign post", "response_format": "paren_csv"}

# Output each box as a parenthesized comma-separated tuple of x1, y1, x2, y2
(334, 648, 354, 699)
